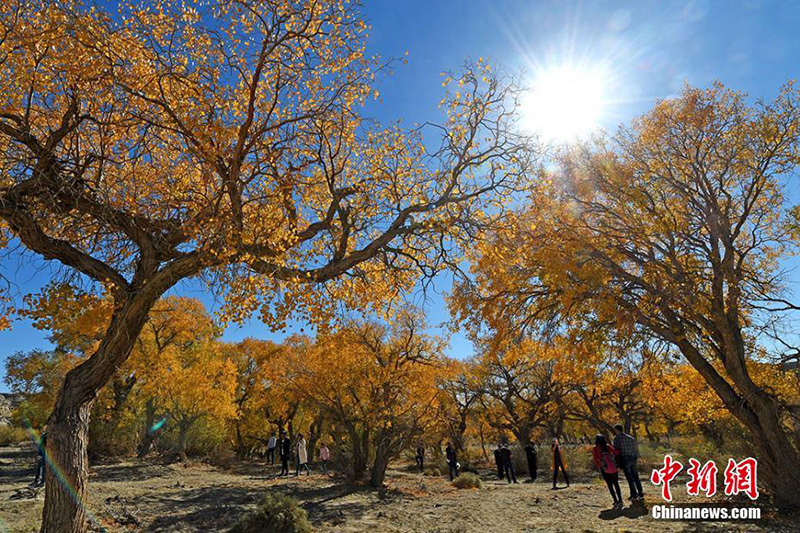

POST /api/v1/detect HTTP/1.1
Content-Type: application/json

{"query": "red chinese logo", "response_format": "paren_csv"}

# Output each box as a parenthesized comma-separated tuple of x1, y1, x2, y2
(723, 458, 759, 500)
(651, 456, 759, 501)
(650, 454, 683, 501)
(686, 458, 718, 497)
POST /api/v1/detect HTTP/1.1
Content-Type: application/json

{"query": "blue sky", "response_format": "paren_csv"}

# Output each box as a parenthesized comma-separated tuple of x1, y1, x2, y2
(2, 0, 799, 391)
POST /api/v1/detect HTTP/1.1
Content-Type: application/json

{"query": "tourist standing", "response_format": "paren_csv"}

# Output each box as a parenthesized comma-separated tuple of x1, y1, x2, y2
(494, 446, 503, 479)
(551, 438, 569, 489)
(445, 442, 459, 481)
(499, 443, 518, 483)
(31, 432, 46, 487)
(613, 424, 644, 502)
(318, 442, 331, 475)
(592, 434, 623, 508)
(266, 433, 277, 465)
(415, 443, 425, 473)
(524, 441, 537, 481)
(295, 433, 310, 476)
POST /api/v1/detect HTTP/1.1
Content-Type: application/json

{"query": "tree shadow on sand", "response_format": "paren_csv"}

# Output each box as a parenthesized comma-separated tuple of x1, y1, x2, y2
(0, 446, 34, 461)
(143, 485, 257, 531)
(92, 462, 176, 483)
(142, 481, 381, 531)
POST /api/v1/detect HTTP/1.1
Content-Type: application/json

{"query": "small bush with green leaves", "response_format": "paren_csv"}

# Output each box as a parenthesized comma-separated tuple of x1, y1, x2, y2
(453, 472, 482, 489)
(229, 493, 313, 533)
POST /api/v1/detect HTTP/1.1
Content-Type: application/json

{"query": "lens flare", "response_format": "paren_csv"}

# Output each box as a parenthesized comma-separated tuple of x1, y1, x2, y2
(21, 418, 101, 529)
(149, 416, 169, 434)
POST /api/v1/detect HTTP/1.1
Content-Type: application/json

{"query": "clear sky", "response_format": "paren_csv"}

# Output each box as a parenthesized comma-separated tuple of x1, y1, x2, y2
(2, 0, 799, 392)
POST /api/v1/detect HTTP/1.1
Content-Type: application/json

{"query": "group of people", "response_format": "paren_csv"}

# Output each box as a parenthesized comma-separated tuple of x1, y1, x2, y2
(265, 431, 330, 477)
(28, 420, 643, 507)
(30, 422, 638, 511)
(415, 424, 645, 510)
(591, 424, 645, 507)
(415, 441, 462, 481)
(494, 442, 520, 483)
(491, 438, 568, 488)
(414, 441, 459, 481)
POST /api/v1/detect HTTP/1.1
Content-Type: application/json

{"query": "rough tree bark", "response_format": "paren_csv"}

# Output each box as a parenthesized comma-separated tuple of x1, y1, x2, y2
(370, 439, 391, 488)
(41, 295, 157, 532)
(137, 399, 160, 459)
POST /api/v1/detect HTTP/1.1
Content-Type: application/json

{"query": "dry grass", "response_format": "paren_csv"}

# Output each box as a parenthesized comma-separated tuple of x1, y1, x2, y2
(1, 444, 795, 532)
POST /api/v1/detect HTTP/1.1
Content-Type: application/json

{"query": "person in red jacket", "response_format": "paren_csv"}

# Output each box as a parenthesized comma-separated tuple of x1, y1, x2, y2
(592, 434, 623, 508)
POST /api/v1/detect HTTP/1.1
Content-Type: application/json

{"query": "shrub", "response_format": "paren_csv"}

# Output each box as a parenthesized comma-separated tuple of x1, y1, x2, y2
(423, 466, 442, 477)
(207, 447, 237, 469)
(230, 493, 313, 533)
(453, 472, 482, 489)
(0, 425, 28, 446)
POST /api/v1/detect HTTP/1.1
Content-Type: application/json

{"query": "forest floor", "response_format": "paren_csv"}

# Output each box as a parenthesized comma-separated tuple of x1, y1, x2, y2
(1, 443, 797, 533)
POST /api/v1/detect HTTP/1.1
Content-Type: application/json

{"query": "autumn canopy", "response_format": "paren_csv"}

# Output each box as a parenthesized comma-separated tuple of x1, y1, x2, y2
(2, 1, 800, 532)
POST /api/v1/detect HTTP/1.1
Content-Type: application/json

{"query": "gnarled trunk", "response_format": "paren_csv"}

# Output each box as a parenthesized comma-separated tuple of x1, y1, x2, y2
(675, 336, 800, 510)
(307, 414, 325, 465)
(41, 295, 156, 533)
(739, 390, 800, 511)
(40, 390, 93, 533)
(178, 420, 190, 462)
(370, 440, 390, 488)
(349, 427, 369, 481)
(137, 399, 159, 458)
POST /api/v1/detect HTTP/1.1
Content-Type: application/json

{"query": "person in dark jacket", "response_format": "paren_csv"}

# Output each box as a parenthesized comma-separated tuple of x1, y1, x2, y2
(415, 443, 425, 473)
(31, 432, 46, 487)
(613, 424, 644, 502)
(278, 432, 292, 477)
(499, 443, 518, 483)
(445, 442, 459, 481)
(551, 438, 569, 489)
(494, 447, 503, 479)
(524, 441, 537, 481)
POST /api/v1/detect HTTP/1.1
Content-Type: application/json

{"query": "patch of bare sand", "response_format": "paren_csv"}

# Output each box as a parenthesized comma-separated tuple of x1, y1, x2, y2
(0, 446, 794, 532)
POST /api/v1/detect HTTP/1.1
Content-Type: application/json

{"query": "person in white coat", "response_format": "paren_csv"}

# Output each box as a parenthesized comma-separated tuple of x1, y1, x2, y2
(295, 434, 310, 476)
(266, 433, 277, 465)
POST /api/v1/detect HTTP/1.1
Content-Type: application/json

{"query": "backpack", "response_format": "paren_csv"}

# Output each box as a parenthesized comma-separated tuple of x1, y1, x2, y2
(601, 451, 617, 474)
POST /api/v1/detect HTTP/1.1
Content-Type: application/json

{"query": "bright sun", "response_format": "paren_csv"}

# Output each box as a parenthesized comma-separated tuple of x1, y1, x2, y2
(521, 65, 606, 142)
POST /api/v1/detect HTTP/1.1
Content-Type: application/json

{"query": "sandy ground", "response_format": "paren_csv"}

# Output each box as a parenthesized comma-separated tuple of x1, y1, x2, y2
(1, 444, 795, 533)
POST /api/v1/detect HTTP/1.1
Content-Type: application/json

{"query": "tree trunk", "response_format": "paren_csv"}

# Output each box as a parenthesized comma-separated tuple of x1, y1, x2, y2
(623, 416, 633, 435)
(137, 399, 159, 459)
(370, 442, 390, 488)
(455, 414, 468, 454)
(41, 291, 161, 533)
(742, 391, 800, 510)
(478, 423, 489, 463)
(643, 422, 658, 443)
(40, 392, 93, 533)
(350, 428, 369, 481)
(674, 336, 800, 510)
(308, 414, 325, 465)
(178, 422, 190, 462)
(234, 424, 246, 459)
